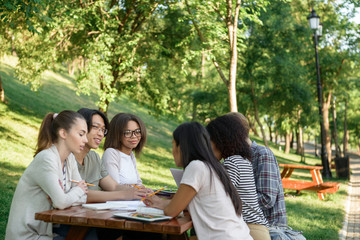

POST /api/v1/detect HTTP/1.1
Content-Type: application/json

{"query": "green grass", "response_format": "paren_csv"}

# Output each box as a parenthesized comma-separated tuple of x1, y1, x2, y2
(0, 55, 348, 239)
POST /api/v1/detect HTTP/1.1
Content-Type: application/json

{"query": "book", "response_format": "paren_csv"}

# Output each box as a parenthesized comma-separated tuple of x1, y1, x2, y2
(136, 206, 165, 215)
(113, 212, 173, 222)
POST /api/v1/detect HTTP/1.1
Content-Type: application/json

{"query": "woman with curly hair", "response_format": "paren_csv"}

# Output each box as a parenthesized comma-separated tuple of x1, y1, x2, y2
(206, 115, 270, 240)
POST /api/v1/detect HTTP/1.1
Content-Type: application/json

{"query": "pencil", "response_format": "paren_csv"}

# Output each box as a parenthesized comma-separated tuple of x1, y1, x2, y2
(141, 186, 167, 201)
(132, 184, 142, 189)
(71, 179, 95, 187)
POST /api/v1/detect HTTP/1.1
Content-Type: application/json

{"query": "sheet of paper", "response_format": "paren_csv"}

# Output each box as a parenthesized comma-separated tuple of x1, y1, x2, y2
(82, 200, 145, 210)
(170, 168, 183, 187)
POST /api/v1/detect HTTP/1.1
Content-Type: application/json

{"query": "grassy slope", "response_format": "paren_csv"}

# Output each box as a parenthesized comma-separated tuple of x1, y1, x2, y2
(0, 56, 347, 239)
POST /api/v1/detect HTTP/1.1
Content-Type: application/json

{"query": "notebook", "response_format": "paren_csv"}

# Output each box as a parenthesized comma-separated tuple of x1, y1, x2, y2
(170, 168, 183, 187)
(113, 211, 172, 222)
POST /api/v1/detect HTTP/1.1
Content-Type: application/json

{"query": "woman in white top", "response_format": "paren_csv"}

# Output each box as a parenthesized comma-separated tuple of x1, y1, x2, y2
(102, 113, 146, 186)
(5, 110, 88, 240)
(144, 122, 253, 240)
(75, 108, 148, 202)
(206, 115, 270, 240)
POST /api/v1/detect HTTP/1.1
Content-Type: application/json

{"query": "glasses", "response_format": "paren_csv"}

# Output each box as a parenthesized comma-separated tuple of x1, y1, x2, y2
(124, 129, 141, 138)
(91, 125, 108, 135)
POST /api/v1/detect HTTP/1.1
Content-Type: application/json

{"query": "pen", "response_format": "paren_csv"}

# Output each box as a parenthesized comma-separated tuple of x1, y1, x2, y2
(132, 184, 142, 189)
(141, 186, 167, 201)
(71, 179, 95, 187)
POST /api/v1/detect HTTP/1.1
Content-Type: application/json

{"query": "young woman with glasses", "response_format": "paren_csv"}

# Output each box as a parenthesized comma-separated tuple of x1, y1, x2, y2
(74, 108, 148, 202)
(102, 113, 147, 187)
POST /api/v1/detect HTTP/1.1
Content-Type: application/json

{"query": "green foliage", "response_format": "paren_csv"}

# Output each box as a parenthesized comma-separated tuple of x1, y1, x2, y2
(0, 0, 50, 33)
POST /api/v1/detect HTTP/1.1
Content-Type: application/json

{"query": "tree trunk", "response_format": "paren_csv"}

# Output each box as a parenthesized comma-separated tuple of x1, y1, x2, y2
(301, 131, 305, 163)
(0, 77, 5, 103)
(184, 0, 239, 113)
(356, 125, 359, 154)
(296, 127, 303, 155)
(68, 60, 75, 76)
(254, 106, 268, 147)
(323, 92, 332, 165)
(201, 50, 206, 78)
(250, 73, 267, 146)
(290, 131, 294, 150)
(296, 109, 303, 155)
(247, 114, 258, 136)
(343, 99, 348, 156)
(266, 121, 273, 143)
(227, 0, 240, 113)
(315, 136, 319, 157)
(285, 132, 292, 154)
(331, 97, 340, 158)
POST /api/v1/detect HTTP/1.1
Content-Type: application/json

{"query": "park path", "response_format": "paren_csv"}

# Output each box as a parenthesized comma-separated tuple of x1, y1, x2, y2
(290, 141, 359, 239)
(339, 152, 360, 240)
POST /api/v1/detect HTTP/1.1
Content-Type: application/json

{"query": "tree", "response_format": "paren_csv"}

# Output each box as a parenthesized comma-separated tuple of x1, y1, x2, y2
(10, 0, 164, 114)
(238, 0, 312, 148)
(0, 0, 50, 33)
(182, 0, 269, 112)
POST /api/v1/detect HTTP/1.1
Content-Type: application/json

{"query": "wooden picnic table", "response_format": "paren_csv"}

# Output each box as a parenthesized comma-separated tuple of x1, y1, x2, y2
(279, 163, 340, 200)
(35, 206, 192, 240)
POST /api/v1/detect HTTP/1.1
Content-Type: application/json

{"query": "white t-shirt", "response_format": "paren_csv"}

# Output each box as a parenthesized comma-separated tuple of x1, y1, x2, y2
(181, 160, 253, 240)
(102, 148, 142, 185)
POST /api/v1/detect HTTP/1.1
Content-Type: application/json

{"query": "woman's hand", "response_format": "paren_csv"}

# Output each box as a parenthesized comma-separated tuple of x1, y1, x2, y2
(125, 188, 148, 200)
(143, 195, 169, 210)
(77, 180, 88, 193)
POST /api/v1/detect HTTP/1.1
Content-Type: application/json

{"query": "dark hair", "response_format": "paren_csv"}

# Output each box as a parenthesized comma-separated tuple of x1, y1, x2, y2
(226, 112, 250, 135)
(77, 108, 109, 135)
(206, 115, 252, 161)
(35, 110, 85, 156)
(104, 113, 147, 155)
(173, 122, 242, 215)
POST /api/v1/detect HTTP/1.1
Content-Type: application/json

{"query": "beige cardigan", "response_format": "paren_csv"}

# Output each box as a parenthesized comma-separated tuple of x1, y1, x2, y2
(6, 145, 87, 240)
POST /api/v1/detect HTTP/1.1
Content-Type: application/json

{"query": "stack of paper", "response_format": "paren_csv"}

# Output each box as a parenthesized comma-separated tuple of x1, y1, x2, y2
(82, 200, 145, 210)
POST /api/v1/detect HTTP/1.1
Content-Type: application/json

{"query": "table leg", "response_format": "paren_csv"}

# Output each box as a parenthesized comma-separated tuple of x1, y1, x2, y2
(310, 169, 325, 200)
(167, 233, 189, 240)
(65, 225, 89, 240)
(281, 168, 294, 179)
(310, 169, 323, 185)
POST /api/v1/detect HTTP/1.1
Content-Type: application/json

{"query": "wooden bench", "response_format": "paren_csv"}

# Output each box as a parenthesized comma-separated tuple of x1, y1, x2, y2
(279, 164, 340, 200)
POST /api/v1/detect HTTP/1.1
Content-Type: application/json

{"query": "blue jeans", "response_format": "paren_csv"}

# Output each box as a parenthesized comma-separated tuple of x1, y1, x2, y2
(269, 225, 306, 240)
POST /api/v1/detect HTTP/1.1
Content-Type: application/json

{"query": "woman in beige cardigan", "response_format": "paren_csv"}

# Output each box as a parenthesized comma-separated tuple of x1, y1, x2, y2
(6, 110, 88, 240)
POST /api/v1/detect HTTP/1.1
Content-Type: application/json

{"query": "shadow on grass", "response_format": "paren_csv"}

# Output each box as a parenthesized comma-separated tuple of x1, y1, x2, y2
(0, 161, 25, 191)
(0, 161, 26, 239)
(286, 200, 343, 239)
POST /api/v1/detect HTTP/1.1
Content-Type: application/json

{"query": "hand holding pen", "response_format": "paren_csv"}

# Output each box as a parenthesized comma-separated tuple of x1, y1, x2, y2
(141, 186, 167, 201)
(70, 179, 93, 193)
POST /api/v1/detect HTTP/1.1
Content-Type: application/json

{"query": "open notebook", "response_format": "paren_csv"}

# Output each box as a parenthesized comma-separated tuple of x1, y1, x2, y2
(113, 206, 183, 222)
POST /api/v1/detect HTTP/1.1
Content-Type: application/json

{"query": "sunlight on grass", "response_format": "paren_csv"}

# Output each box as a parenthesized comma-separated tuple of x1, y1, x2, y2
(0, 59, 349, 240)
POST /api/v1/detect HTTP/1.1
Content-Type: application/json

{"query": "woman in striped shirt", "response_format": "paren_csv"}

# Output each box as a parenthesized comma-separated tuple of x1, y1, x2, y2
(206, 115, 270, 240)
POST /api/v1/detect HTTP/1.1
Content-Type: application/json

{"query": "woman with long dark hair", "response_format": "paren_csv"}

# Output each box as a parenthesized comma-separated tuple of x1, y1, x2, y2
(206, 115, 270, 240)
(102, 113, 147, 186)
(144, 122, 252, 240)
(75, 108, 147, 202)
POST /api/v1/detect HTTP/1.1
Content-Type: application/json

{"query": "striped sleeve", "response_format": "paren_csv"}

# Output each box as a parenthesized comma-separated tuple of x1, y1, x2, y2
(224, 155, 269, 227)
